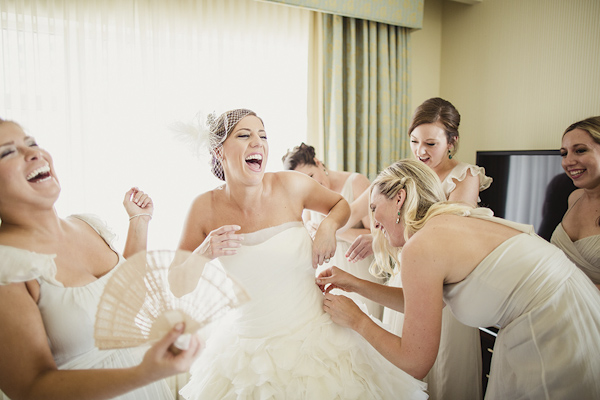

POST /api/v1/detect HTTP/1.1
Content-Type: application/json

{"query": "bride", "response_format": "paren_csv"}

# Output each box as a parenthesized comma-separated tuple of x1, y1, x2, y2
(177, 109, 428, 399)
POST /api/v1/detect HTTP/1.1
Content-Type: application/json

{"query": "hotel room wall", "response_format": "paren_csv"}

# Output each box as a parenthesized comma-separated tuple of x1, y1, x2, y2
(411, 0, 600, 165)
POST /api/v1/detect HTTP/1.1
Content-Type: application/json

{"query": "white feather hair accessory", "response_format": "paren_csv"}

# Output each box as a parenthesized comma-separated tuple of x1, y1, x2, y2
(170, 108, 259, 181)
(94, 249, 249, 350)
(169, 110, 213, 158)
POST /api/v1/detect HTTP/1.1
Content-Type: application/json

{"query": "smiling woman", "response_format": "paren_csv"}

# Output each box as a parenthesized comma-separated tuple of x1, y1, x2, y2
(551, 116, 600, 289)
(175, 109, 428, 399)
(0, 119, 202, 400)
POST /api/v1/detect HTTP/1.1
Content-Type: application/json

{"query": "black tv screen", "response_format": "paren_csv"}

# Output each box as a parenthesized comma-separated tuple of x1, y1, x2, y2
(476, 150, 576, 241)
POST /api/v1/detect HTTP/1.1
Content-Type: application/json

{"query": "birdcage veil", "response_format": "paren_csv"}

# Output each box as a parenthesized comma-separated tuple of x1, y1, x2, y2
(171, 108, 258, 181)
(206, 108, 257, 181)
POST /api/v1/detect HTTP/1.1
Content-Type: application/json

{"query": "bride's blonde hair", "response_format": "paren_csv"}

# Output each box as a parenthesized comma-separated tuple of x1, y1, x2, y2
(369, 159, 474, 277)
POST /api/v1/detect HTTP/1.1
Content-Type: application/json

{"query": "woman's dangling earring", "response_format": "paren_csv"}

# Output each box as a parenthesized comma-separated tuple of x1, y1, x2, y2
(448, 149, 453, 160)
(396, 210, 401, 224)
(323, 167, 328, 176)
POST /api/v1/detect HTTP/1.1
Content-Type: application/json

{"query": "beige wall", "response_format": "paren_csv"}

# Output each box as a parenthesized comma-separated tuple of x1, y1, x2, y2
(411, 0, 443, 112)
(411, 0, 600, 164)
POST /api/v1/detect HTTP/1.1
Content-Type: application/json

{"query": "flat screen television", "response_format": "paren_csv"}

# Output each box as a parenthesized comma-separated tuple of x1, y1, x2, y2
(475, 150, 576, 241)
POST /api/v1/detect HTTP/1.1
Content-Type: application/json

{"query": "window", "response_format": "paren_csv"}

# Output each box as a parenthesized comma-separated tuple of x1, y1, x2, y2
(1, 0, 310, 250)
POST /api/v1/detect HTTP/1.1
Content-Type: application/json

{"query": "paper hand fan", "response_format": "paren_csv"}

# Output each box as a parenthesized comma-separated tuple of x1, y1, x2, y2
(95, 249, 249, 350)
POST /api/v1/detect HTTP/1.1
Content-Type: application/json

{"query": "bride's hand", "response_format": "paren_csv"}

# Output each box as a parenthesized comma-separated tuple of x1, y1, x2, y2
(193, 225, 243, 259)
(311, 220, 337, 268)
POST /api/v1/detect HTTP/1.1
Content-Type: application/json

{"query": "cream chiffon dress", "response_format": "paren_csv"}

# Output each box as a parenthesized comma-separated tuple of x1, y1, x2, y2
(180, 222, 428, 400)
(383, 162, 492, 400)
(551, 204, 600, 285)
(0, 214, 173, 400)
(309, 172, 384, 320)
(445, 210, 600, 399)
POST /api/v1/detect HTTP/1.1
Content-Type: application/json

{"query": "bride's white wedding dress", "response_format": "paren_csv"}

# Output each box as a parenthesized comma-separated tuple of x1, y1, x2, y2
(180, 221, 427, 400)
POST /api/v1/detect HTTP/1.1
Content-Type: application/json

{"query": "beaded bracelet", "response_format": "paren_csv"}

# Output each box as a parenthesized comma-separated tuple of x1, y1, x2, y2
(129, 213, 153, 221)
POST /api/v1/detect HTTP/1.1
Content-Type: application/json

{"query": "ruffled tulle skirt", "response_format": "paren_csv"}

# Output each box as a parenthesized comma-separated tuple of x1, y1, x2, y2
(180, 311, 427, 400)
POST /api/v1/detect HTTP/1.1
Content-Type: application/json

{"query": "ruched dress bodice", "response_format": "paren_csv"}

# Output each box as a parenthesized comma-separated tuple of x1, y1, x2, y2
(218, 221, 322, 337)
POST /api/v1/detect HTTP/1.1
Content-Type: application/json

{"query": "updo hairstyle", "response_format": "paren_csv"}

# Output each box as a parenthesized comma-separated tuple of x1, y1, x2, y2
(281, 142, 318, 171)
(409, 97, 461, 158)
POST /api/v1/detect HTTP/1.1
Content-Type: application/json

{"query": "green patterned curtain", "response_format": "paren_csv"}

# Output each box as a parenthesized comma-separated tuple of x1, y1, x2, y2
(322, 13, 411, 180)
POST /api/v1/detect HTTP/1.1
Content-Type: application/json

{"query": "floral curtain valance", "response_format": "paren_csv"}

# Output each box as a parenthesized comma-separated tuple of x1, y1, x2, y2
(258, 0, 423, 29)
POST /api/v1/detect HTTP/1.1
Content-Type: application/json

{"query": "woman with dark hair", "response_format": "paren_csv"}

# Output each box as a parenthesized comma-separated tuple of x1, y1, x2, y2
(551, 116, 600, 289)
(178, 109, 427, 399)
(282, 143, 383, 319)
(318, 158, 600, 399)
(408, 97, 492, 206)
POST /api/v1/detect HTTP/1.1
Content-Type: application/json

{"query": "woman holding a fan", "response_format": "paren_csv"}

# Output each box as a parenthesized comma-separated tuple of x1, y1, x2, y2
(0, 118, 201, 400)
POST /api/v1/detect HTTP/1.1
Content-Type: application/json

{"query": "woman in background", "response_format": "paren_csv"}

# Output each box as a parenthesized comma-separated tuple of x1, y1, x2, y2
(282, 143, 383, 319)
(346, 97, 491, 400)
(404, 98, 490, 400)
(551, 116, 600, 289)
(0, 119, 201, 400)
(177, 108, 427, 399)
(318, 159, 600, 399)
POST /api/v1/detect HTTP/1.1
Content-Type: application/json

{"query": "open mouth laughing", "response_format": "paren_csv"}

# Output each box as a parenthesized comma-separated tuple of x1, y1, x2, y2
(245, 154, 263, 172)
(27, 165, 52, 183)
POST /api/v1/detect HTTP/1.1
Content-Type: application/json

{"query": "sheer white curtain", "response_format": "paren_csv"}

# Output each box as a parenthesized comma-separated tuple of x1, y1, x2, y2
(0, 0, 310, 250)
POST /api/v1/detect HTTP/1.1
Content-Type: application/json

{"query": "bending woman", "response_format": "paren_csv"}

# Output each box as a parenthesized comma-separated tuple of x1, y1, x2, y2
(178, 109, 427, 399)
(346, 98, 490, 400)
(0, 119, 201, 400)
(317, 159, 600, 399)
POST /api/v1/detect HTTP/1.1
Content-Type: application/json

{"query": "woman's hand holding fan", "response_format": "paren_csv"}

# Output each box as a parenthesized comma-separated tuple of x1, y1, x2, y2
(94, 250, 250, 353)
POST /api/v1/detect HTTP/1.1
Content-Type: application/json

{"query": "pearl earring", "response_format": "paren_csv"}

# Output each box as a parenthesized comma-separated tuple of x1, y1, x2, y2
(396, 210, 401, 224)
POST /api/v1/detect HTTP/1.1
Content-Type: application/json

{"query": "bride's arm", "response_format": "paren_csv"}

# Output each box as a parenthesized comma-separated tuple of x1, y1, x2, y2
(280, 171, 350, 268)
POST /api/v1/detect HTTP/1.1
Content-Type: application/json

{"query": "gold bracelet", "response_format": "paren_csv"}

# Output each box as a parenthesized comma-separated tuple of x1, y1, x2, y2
(129, 213, 153, 221)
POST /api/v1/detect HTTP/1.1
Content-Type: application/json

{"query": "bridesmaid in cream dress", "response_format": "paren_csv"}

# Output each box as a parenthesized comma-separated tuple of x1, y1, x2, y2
(345, 98, 490, 400)
(551, 116, 600, 289)
(406, 98, 489, 400)
(0, 119, 201, 400)
(282, 143, 383, 319)
(318, 159, 600, 400)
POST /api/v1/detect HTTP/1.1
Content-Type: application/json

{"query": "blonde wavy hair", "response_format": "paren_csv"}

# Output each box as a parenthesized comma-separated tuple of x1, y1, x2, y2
(369, 159, 474, 277)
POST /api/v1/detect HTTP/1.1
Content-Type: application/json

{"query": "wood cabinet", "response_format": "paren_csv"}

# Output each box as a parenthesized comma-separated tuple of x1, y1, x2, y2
(479, 326, 498, 395)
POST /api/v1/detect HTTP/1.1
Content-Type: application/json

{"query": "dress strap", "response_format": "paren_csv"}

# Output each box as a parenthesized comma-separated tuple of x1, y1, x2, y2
(562, 192, 583, 219)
